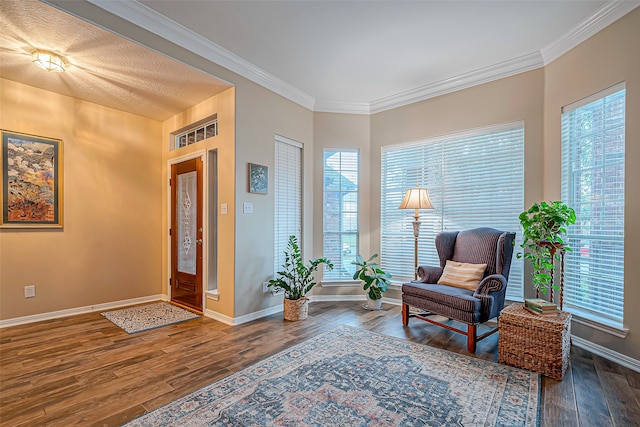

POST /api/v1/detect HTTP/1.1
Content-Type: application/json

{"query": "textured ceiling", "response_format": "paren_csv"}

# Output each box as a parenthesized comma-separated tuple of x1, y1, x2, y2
(0, 0, 230, 121)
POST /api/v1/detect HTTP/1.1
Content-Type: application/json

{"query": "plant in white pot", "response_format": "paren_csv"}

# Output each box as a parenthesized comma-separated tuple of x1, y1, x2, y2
(268, 235, 333, 321)
(352, 254, 392, 310)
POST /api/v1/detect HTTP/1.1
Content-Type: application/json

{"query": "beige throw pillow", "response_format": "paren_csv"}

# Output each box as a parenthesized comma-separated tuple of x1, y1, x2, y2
(437, 260, 487, 290)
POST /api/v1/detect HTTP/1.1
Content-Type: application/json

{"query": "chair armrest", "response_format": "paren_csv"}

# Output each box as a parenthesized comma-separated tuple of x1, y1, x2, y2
(474, 274, 507, 296)
(417, 265, 444, 283)
(474, 274, 508, 321)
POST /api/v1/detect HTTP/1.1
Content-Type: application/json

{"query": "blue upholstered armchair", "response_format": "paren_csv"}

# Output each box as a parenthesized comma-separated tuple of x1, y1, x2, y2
(402, 227, 516, 353)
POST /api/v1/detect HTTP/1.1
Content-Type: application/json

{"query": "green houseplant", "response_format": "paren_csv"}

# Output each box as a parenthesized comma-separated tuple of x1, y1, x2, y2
(352, 254, 392, 310)
(517, 201, 576, 295)
(268, 235, 333, 320)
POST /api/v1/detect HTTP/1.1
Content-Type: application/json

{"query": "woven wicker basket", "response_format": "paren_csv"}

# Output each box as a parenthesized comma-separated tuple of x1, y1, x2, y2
(283, 297, 309, 321)
(498, 303, 571, 380)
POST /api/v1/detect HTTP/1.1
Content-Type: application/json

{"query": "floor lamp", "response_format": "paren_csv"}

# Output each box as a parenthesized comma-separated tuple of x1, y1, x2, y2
(398, 185, 434, 280)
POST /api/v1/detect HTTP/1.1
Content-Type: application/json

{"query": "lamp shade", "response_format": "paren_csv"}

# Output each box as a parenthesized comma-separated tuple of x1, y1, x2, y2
(398, 186, 433, 210)
(32, 50, 66, 72)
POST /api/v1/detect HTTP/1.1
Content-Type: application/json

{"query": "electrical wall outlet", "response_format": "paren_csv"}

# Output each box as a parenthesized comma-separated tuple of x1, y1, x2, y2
(24, 285, 36, 298)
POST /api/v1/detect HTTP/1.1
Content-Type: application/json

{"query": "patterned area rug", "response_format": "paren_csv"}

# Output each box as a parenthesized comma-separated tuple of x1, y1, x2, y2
(101, 302, 199, 334)
(124, 325, 539, 426)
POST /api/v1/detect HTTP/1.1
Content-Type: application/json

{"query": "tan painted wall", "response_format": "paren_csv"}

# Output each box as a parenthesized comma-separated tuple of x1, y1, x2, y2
(233, 77, 314, 319)
(0, 79, 163, 320)
(369, 69, 545, 302)
(543, 8, 640, 359)
(161, 87, 236, 318)
(312, 112, 372, 299)
(148, 44, 316, 320)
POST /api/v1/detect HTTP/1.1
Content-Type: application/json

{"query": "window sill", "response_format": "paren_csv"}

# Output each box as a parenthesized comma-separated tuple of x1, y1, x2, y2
(321, 280, 360, 287)
(206, 290, 219, 301)
(389, 283, 403, 291)
(563, 306, 628, 338)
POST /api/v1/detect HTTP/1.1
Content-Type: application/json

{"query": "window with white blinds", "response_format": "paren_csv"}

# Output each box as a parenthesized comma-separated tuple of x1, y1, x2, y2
(274, 135, 302, 275)
(323, 149, 359, 280)
(381, 122, 524, 300)
(561, 83, 625, 327)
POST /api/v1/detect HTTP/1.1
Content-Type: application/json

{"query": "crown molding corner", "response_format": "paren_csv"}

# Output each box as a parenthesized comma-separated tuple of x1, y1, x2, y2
(541, 1, 640, 65)
(85, 0, 316, 110)
(370, 52, 543, 114)
(313, 100, 371, 115)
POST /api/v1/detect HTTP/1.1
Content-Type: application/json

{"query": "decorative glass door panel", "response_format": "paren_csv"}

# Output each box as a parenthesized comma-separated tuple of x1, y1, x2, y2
(177, 171, 197, 275)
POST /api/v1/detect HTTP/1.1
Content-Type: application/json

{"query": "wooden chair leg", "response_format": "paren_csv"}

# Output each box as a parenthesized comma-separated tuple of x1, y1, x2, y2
(467, 324, 477, 353)
(402, 303, 409, 326)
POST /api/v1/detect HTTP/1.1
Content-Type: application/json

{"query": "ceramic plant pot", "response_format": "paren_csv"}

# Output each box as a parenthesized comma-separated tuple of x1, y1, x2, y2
(366, 296, 383, 310)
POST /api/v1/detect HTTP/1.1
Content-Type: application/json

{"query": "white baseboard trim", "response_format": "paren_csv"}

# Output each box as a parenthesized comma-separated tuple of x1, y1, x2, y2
(204, 304, 283, 326)
(309, 294, 402, 306)
(309, 294, 366, 302)
(571, 335, 640, 373)
(0, 294, 167, 328)
(204, 295, 403, 325)
(381, 297, 402, 306)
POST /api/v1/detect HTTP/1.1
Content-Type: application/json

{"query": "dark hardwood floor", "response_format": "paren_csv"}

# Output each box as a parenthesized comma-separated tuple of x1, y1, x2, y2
(1, 301, 639, 426)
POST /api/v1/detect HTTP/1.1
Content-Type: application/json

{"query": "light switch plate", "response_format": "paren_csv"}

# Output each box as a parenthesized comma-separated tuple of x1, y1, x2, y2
(221, 203, 228, 214)
(25, 285, 35, 298)
(243, 202, 253, 214)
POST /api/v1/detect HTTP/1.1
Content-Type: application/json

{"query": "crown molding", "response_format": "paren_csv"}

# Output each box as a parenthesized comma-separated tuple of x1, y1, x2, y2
(86, 0, 316, 110)
(370, 52, 544, 114)
(541, 1, 640, 65)
(314, 100, 371, 115)
(72, 0, 638, 115)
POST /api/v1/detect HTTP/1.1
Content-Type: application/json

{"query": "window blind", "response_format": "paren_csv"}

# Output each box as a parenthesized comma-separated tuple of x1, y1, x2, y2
(274, 135, 302, 275)
(323, 149, 359, 280)
(561, 84, 625, 325)
(381, 122, 524, 300)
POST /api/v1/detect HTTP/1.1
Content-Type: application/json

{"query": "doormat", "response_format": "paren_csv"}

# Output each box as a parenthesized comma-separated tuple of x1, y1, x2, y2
(101, 302, 200, 334)
(123, 325, 539, 426)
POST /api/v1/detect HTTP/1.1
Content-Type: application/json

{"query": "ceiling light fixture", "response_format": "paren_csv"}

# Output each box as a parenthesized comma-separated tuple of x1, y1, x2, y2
(32, 50, 66, 72)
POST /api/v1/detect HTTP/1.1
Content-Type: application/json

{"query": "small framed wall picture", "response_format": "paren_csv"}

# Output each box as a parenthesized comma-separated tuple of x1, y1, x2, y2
(248, 163, 268, 194)
(1, 130, 64, 228)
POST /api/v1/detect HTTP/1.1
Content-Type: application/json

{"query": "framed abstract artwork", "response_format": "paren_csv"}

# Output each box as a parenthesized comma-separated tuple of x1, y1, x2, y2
(248, 163, 268, 194)
(1, 130, 63, 228)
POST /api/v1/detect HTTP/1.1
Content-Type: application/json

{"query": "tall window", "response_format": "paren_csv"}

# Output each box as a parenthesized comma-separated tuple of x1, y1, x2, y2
(274, 135, 302, 275)
(381, 123, 524, 300)
(323, 149, 359, 280)
(561, 84, 625, 327)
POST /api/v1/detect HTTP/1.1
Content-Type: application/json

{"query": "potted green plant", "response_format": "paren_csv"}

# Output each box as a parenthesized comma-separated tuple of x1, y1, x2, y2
(517, 201, 576, 295)
(352, 254, 392, 310)
(268, 235, 333, 321)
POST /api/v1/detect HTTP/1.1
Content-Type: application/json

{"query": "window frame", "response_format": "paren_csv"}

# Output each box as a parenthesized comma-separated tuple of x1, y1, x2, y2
(322, 148, 360, 283)
(560, 82, 626, 335)
(273, 135, 303, 278)
(380, 122, 525, 301)
(172, 115, 218, 150)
